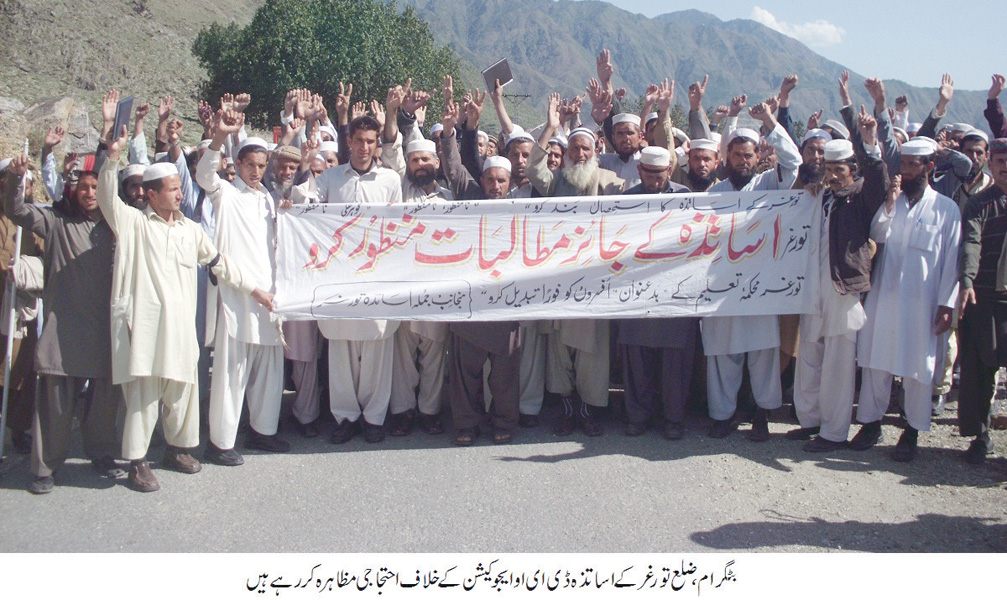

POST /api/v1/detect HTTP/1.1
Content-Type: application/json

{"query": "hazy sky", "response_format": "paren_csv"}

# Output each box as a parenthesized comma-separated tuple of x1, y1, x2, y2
(585, 0, 999, 91)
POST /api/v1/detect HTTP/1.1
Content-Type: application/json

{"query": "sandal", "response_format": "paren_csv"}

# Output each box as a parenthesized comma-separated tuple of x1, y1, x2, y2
(454, 428, 479, 446)
(492, 430, 513, 445)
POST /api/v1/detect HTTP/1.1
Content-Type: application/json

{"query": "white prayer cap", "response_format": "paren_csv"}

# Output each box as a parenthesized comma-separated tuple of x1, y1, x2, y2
(709, 132, 722, 145)
(671, 127, 689, 145)
(266, 143, 277, 152)
(727, 128, 760, 146)
(902, 138, 938, 156)
(639, 146, 671, 168)
(481, 155, 511, 173)
(822, 119, 850, 140)
(548, 136, 567, 148)
(430, 123, 444, 136)
(406, 139, 437, 156)
(907, 122, 922, 134)
(568, 127, 596, 143)
(802, 128, 831, 145)
(504, 130, 535, 147)
(675, 146, 687, 164)
(951, 123, 973, 133)
(612, 113, 641, 128)
(120, 164, 146, 181)
(477, 130, 488, 141)
(689, 138, 719, 153)
(962, 129, 989, 144)
(645, 112, 659, 124)
(154, 152, 168, 162)
(0, 158, 10, 173)
(823, 139, 854, 162)
(142, 162, 178, 182)
(224, 157, 234, 167)
(197, 139, 212, 151)
(319, 141, 339, 154)
(892, 127, 909, 142)
(236, 137, 269, 155)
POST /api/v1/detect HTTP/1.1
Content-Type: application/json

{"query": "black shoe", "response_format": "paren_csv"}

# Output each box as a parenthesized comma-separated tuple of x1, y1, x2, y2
(29, 475, 54, 495)
(417, 412, 444, 435)
(749, 408, 770, 442)
(519, 413, 539, 428)
(296, 420, 320, 438)
(12, 430, 31, 455)
(892, 428, 918, 462)
(663, 421, 684, 441)
(965, 437, 994, 465)
(362, 421, 385, 443)
(205, 442, 245, 466)
(244, 430, 290, 453)
(330, 419, 358, 444)
(388, 411, 414, 437)
(931, 394, 946, 416)
(849, 421, 883, 451)
(708, 418, 738, 439)
(91, 455, 126, 478)
(803, 436, 847, 453)
(785, 426, 820, 441)
(554, 414, 576, 436)
(624, 422, 647, 436)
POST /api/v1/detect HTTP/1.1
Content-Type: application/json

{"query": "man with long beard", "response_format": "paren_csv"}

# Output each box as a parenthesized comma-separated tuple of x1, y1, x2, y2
(701, 101, 801, 442)
(851, 138, 960, 462)
(528, 94, 625, 436)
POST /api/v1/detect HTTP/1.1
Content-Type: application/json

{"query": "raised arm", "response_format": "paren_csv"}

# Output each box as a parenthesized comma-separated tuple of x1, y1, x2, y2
(918, 73, 953, 139)
(985, 74, 1007, 138)
(96, 125, 138, 235)
(4, 155, 54, 238)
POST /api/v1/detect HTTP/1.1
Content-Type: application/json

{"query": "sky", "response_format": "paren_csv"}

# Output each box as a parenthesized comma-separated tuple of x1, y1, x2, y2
(581, 0, 998, 91)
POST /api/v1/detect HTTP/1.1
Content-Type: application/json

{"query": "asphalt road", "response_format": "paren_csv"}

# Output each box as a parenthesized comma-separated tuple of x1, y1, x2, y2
(2, 395, 1005, 554)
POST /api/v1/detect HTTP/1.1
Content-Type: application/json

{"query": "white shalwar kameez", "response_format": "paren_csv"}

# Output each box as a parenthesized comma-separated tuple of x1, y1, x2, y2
(856, 185, 960, 432)
(701, 123, 801, 419)
(196, 149, 284, 450)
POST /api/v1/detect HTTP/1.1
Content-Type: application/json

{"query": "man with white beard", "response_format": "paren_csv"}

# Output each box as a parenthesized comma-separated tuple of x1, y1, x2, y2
(701, 101, 802, 442)
(528, 94, 624, 436)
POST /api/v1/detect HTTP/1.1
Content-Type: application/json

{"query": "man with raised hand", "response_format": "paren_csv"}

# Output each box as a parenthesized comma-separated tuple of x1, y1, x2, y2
(852, 137, 961, 462)
(4, 152, 121, 495)
(701, 101, 802, 443)
(788, 107, 889, 452)
(98, 125, 272, 491)
(196, 108, 288, 465)
(529, 93, 625, 437)
(439, 98, 521, 446)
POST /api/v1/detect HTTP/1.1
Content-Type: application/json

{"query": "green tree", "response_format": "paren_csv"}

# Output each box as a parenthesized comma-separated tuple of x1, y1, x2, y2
(192, 0, 460, 129)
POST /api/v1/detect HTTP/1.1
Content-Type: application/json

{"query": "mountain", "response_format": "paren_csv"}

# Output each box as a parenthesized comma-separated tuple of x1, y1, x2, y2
(0, 0, 989, 155)
(395, 0, 988, 131)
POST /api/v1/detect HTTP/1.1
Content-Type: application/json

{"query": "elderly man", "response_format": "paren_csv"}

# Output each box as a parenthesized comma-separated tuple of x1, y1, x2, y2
(617, 147, 696, 439)
(529, 94, 625, 436)
(955, 138, 1007, 464)
(852, 138, 961, 461)
(701, 102, 802, 442)
(97, 126, 271, 491)
(315, 115, 403, 444)
(789, 109, 889, 451)
(440, 99, 521, 445)
(381, 103, 454, 434)
(197, 110, 289, 465)
(5, 153, 122, 495)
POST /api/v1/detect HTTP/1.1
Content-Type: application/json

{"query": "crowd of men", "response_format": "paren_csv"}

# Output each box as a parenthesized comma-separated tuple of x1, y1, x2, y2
(2, 50, 1006, 495)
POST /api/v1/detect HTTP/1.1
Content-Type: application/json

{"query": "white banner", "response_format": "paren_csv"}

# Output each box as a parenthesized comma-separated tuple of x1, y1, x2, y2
(274, 191, 819, 321)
